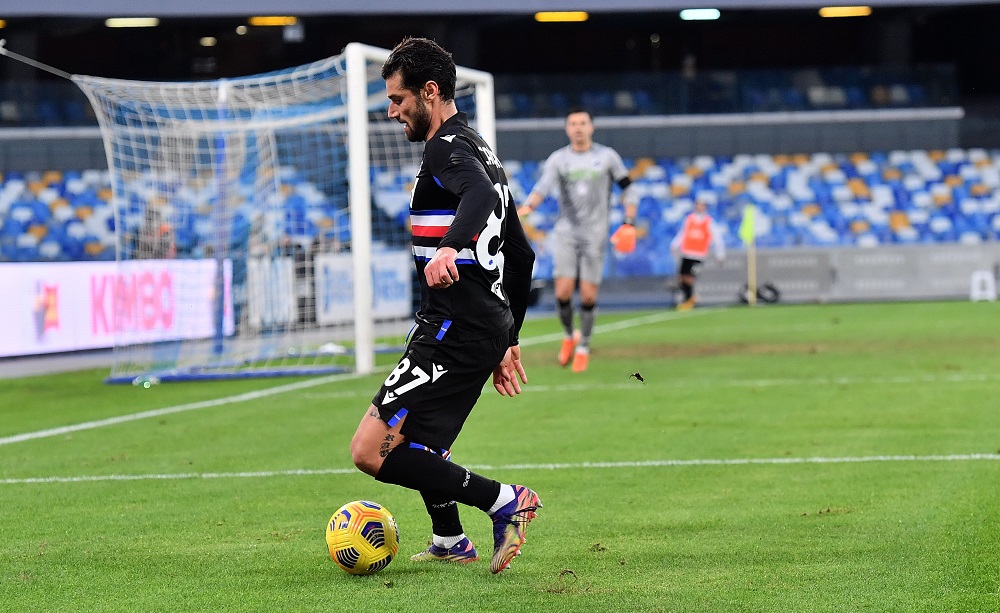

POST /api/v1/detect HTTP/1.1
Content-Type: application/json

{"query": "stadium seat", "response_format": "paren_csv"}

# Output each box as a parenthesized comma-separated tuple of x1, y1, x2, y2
(3, 147, 1000, 266)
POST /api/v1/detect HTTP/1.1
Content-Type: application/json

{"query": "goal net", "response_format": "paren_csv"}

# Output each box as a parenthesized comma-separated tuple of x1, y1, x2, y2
(72, 43, 496, 383)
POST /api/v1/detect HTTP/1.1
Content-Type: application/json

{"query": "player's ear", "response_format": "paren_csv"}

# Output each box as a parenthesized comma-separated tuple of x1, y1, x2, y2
(422, 81, 438, 100)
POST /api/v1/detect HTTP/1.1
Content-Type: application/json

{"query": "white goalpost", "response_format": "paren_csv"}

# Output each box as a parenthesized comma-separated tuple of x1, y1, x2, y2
(64, 42, 495, 382)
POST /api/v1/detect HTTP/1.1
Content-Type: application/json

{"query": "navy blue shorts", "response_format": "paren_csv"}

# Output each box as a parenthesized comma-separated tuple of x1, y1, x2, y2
(372, 326, 512, 450)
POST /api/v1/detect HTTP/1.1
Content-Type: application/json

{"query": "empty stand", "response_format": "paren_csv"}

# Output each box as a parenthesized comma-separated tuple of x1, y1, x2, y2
(2, 149, 999, 287)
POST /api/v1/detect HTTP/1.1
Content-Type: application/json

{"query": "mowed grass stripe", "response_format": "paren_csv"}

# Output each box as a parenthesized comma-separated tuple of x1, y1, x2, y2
(6, 366, 997, 447)
(0, 310, 720, 447)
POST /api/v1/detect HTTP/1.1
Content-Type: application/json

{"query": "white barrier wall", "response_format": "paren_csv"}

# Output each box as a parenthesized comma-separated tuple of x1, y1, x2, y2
(696, 243, 1000, 305)
(313, 251, 412, 325)
(0, 260, 232, 358)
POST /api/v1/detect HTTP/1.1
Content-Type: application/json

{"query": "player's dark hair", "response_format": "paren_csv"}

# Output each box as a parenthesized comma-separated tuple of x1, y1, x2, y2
(566, 106, 592, 119)
(381, 37, 457, 101)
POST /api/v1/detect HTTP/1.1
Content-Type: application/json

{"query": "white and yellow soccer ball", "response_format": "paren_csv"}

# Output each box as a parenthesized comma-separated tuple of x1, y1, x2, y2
(325, 500, 400, 575)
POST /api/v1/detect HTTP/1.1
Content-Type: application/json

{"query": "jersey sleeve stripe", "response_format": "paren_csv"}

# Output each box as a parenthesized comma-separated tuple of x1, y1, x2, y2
(412, 245, 476, 262)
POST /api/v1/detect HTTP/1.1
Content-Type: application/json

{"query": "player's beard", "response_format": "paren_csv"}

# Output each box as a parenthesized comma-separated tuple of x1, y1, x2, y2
(405, 97, 431, 142)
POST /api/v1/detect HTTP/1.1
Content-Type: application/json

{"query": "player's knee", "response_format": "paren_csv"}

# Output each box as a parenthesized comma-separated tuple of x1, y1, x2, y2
(350, 436, 381, 476)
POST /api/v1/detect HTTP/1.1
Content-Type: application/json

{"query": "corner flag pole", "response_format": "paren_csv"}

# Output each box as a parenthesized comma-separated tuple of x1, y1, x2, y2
(738, 204, 757, 306)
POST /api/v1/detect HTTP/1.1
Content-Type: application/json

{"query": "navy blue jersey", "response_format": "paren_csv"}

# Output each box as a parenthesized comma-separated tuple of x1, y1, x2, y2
(409, 112, 534, 342)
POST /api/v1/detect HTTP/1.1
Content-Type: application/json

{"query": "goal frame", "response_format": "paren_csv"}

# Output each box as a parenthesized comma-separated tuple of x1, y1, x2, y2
(71, 42, 496, 382)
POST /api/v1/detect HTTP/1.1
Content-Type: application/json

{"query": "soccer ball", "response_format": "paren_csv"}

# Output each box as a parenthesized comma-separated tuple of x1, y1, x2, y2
(325, 500, 400, 575)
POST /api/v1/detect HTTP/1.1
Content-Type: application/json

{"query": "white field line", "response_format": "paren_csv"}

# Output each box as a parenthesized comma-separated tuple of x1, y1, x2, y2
(297, 370, 1000, 400)
(0, 372, 370, 446)
(0, 310, 715, 447)
(2, 453, 998, 486)
(518, 307, 717, 347)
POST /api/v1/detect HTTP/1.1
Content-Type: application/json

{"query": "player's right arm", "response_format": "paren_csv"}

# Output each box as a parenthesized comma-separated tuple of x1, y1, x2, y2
(517, 150, 559, 217)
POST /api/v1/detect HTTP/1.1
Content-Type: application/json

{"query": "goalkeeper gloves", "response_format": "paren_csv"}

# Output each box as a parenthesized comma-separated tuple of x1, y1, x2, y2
(610, 217, 637, 254)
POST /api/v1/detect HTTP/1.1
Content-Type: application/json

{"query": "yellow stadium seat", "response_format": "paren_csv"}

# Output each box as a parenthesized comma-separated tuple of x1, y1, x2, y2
(970, 183, 990, 197)
(27, 223, 48, 240)
(850, 219, 870, 234)
(889, 211, 911, 231)
(629, 158, 656, 179)
(933, 192, 952, 206)
(882, 168, 902, 181)
(848, 178, 870, 199)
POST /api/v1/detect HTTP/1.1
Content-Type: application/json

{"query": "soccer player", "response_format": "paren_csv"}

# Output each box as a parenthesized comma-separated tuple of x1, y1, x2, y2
(517, 107, 637, 372)
(670, 199, 725, 310)
(349, 37, 540, 575)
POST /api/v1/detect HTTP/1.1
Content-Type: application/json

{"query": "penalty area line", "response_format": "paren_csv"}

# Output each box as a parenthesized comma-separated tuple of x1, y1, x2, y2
(2, 453, 997, 485)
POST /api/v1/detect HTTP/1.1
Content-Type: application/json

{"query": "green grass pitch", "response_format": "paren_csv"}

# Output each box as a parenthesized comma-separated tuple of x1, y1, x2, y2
(2, 301, 999, 612)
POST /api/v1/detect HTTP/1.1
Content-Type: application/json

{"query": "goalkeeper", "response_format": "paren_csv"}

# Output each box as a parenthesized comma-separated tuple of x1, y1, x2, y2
(517, 107, 637, 372)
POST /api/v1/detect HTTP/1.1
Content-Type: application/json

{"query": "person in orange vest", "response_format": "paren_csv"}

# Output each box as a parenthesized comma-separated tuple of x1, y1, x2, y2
(670, 199, 725, 310)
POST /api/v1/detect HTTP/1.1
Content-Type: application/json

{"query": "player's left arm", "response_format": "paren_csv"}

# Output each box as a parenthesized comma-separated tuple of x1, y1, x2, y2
(608, 150, 639, 252)
(435, 145, 501, 252)
(609, 150, 638, 224)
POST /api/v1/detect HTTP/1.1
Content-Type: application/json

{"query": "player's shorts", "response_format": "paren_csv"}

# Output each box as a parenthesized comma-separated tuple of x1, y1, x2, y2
(372, 325, 512, 450)
(552, 227, 607, 285)
(679, 257, 705, 277)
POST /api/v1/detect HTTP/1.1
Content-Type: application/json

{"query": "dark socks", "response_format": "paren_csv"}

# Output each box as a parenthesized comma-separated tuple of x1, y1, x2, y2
(557, 298, 574, 336)
(375, 445, 501, 512)
(579, 302, 596, 349)
(421, 492, 464, 537)
(681, 280, 693, 301)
